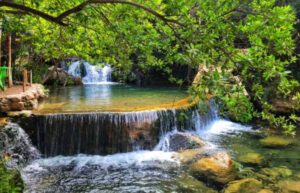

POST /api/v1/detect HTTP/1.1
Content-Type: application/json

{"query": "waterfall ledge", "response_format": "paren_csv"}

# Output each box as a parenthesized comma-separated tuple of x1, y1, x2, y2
(20, 101, 217, 157)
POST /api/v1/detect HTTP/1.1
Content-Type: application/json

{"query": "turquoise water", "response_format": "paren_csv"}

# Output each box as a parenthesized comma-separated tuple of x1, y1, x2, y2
(37, 84, 188, 113)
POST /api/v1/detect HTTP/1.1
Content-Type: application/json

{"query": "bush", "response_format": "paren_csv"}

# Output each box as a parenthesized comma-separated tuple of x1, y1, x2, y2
(0, 161, 24, 193)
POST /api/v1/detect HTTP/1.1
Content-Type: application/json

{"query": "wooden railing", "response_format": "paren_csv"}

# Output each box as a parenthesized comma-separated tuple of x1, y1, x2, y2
(22, 69, 32, 92)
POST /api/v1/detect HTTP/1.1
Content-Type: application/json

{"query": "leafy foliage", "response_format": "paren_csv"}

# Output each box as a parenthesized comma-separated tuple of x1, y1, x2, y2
(0, 0, 299, 133)
(0, 161, 24, 193)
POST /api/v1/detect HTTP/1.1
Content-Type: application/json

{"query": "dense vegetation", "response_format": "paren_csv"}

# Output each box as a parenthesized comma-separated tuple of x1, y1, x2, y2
(0, 161, 24, 193)
(0, 0, 299, 134)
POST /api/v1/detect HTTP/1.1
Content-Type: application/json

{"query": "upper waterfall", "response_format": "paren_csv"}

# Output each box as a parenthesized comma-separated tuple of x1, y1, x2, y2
(67, 61, 113, 84)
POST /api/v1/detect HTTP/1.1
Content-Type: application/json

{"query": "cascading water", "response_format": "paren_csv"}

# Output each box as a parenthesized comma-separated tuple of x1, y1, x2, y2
(67, 61, 113, 84)
(23, 106, 218, 157)
(0, 123, 40, 168)
(17, 101, 255, 193)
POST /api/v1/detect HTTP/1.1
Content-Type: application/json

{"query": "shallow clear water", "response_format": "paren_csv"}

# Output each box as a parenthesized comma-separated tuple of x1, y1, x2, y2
(37, 85, 188, 113)
(21, 119, 300, 193)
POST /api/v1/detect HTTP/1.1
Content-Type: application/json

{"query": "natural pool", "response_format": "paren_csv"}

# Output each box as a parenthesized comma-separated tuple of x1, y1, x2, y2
(36, 84, 189, 113)
(20, 119, 300, 193)
(2, 84, 299, 193)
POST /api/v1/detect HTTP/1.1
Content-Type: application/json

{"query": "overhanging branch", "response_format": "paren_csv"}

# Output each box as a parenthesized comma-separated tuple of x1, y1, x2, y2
(0, 0, 181, 26)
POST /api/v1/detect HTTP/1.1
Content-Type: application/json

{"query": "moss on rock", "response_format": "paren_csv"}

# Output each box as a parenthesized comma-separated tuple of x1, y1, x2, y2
(260, 136, 292, 148)
(238, 153, 264, 165)
(223, 178, 263, 193)
(278, 180, 300, 193)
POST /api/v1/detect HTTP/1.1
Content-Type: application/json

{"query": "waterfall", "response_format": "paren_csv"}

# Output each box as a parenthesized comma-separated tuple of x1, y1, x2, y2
(22, 105, 218, 157)
(0, 123, 40, 168)
(67, 61, 113, 84)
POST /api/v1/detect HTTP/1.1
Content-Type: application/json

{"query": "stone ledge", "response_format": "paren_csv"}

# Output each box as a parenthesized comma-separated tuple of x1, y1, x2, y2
(0, 84, 46, 112)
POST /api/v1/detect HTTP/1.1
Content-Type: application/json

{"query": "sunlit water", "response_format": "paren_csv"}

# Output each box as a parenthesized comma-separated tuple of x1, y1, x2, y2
(36, 85, 188, 113)
(20, 118, 300, 193)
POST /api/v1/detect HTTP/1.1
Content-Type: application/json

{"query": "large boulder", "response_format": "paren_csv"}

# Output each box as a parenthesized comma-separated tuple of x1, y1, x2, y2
(43, 66, 82, 86)
(260, 136, 292, 148)
(190, 152, 236, 184)
(168, 132, 206, 152)
(223, 178, 263, 193)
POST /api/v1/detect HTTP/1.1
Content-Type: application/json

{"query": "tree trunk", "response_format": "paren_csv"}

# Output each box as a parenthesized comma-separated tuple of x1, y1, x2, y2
(7, 33, 13, 87)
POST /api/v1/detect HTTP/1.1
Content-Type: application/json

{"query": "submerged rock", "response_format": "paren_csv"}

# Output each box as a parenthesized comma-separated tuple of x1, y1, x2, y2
(223, 178, 262, 193)
(258, 189, 274, 193)
(176, 174, 218, 193)
(257, 166, 292, 181)
(238, 153, 264, 165)
(278, 180, 300, 193)
(168, 132, 206, 151)
(190, 152, 236, 184)
(260, 136, 292, 148)
(177, 148, 206, 163)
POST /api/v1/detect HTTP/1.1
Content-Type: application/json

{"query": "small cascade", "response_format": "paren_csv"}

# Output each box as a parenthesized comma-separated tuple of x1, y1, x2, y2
(0, 123, 40, 168)
(67, 61, 112, 84)
(22, 105, 218, 157)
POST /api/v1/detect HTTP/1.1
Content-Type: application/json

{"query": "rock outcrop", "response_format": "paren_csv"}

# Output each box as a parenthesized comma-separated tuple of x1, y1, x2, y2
(167, 132, 206, 152)
(0, 123, 40, 168)
(42, 66, 82, 86)
(0, 84, 46, 112)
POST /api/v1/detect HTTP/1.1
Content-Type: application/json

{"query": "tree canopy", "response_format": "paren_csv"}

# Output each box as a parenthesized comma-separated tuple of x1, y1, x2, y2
(1, 0, 299, 133)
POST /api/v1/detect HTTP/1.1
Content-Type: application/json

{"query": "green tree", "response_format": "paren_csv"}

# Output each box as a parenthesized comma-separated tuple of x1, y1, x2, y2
(0, 0, 299, 133)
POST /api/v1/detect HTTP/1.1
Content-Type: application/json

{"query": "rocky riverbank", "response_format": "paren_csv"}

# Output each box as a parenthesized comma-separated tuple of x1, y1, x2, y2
(0, 84, 46, 113)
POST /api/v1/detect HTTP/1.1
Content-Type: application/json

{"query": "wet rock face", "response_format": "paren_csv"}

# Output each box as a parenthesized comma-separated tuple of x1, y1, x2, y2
(190, 152, 236, 184)
(0, 123, 40, 168)
(167, 132, 206, 152)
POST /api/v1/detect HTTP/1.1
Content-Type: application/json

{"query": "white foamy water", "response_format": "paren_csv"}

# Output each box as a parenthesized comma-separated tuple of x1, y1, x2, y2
(204, 119, 252, 135)
(22, 151, 180, 193)
(20, 101, 256, 193)
(68, 61, 114, 84)
(23, 151, 179, 171)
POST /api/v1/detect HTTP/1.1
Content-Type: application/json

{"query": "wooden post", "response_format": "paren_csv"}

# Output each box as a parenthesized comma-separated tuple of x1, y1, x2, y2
(29, 70, 32, 86)
(23, 69, 27, 92)
(0, 25, 2, 67)
(7, 33, 13, 87)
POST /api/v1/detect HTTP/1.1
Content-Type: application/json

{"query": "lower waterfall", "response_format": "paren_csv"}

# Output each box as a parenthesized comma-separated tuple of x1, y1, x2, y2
(21, 104, 218, 157)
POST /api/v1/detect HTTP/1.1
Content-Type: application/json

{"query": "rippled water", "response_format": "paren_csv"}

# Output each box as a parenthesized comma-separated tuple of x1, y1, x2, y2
(20, 118, 300, 193)
(22, 151, 181, 193)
